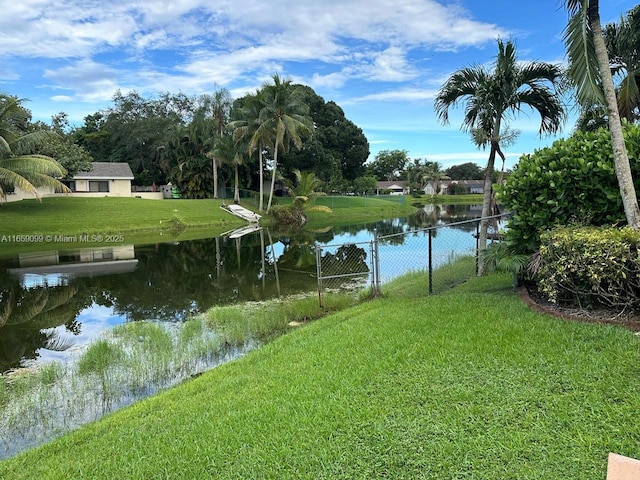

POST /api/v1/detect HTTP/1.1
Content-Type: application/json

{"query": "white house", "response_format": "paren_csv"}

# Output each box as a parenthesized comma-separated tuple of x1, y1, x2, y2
(376, 181, 409, 195)
(422, 180, 484, 195)
(66, 162, 134, 196)
(7, 162, 163, 202)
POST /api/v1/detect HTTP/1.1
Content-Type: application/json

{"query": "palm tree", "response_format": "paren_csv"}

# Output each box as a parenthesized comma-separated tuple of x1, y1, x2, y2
(251, 75, 313, 214)
(421, 161, 449, 195)
(563, 0, 640, 228)
(284, 169, 323, 209)
(603, 5, 640, 123)
(212, 134, 243, 204)
(229, 90, 270, 212)
(206, 88, 233, 199)
(0, 94, 70, 201)
(434, 39, 564, 275)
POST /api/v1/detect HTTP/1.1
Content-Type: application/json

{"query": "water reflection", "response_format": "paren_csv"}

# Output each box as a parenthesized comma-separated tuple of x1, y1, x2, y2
(0, 205, 484, 373)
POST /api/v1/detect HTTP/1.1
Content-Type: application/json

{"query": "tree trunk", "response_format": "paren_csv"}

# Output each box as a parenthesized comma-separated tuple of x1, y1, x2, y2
(590, 1, 640, 228)
(212, 158, 219, 199)
(258, 145, 264, 212)
(234, 163, 240, 204)
(477, 142, 498, 276)
(266, 142, 279, 214)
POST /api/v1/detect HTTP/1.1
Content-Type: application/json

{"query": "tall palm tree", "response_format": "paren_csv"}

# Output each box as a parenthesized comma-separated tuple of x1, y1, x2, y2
(212, 134, 243, 204)
(229, 90, 270, 212)
(434, 39, 564, 274)
(563, 0, 640, 228)
(251, 75, 313, 214)
(0, 94, 70, 201)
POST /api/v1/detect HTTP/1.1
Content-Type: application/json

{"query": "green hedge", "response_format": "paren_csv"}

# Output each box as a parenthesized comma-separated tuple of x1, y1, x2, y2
(537, 225, 640, 310)
(498, 122, 640, 252)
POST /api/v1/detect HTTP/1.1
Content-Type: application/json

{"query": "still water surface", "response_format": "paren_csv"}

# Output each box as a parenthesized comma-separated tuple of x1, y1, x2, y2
(0, 204, 482, 374)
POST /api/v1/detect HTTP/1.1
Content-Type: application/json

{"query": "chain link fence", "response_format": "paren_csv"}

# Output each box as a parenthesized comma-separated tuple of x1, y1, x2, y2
(315, 214, 509, 306)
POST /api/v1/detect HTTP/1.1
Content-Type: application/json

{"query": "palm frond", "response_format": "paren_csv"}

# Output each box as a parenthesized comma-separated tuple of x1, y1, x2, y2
(564, 6, 605, 106)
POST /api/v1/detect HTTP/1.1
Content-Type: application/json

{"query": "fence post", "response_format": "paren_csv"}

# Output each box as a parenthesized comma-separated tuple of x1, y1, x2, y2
(373, 228, 381, 295)
(428, 225, 433, 295)
(475, 221, 480, 276)
(315, 243, 323, 308)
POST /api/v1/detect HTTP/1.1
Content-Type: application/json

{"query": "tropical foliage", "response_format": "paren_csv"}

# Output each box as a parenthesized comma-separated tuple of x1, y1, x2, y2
(434, 39, 564, 274)
(0, 94, 70, 201)
(563, 0, 640, 228)
(498, 122, 640, 253)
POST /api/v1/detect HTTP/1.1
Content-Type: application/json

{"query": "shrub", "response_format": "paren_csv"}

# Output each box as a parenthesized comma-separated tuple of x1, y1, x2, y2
(269, 205, 307, 227)
(498, 122, 640, 252)
(536, 225, 640, 310)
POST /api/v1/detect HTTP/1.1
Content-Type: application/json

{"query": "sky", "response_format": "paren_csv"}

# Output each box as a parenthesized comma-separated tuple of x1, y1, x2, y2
(1, 0, 637, 170)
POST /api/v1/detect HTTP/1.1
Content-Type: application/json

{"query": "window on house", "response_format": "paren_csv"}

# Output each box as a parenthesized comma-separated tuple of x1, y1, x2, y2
(89, 181, 109, 192)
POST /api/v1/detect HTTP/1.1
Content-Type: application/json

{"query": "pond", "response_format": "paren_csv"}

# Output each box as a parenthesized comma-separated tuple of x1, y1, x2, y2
(0, 204, 485, 459)
(0, 203, 483, 375)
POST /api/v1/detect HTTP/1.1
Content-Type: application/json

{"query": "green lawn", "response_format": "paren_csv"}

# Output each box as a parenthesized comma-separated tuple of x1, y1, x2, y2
(3, 268, 639, 479)
(0, 196, 417, 255)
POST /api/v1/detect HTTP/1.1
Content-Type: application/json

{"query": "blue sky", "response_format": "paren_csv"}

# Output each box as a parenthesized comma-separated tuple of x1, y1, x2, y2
(1, 0, 637, 170)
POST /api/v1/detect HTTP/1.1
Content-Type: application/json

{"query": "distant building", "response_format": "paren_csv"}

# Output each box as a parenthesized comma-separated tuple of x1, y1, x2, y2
(422, 180, 484, 195)
(375, 181, 409, 195)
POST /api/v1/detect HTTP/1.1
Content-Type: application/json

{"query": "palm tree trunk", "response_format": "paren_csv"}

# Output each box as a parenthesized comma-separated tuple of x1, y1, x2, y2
(478, 142, 498, 276)
(266, 142, 279, 214)
(590, 3, 640, 228)
(212, 158, 219, 199)
(258, 145, 264, 212)
(234, 163, 240, 204)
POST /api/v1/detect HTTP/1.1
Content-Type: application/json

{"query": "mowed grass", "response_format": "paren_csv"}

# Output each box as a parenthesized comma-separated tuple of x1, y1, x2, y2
(2, 268, 639, 479)
(0, 197, 245, 236)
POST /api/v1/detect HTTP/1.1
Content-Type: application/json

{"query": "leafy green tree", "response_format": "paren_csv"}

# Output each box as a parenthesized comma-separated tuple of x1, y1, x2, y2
(251, 75, 313, 214)
(31, 114, 92, 178)
(73, 91, 195, 185)
(0, 94, 70, 200)
(353, 176, 378, 194)
(278, 86, 369, 184)
(367, 149, 408, 181)
(434, 39, 564, 274)
(498, 122, 640, 252)
(564, 0, 640, 228)
(445, 162, 484, 180)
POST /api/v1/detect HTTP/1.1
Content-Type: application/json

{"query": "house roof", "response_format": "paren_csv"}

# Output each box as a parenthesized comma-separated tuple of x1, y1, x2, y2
(74, 162, 134, 180)
(377, 181, 407, 190)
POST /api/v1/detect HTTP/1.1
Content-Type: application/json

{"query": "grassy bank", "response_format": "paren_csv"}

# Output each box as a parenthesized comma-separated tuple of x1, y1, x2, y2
(0, 196, 417, 255)
(3, 267, 639, 478)
(300, 195, 416, 226)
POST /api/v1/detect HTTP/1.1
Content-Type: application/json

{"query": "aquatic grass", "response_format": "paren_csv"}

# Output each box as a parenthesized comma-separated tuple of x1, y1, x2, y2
(77, 340, 124, 376)
(3, 272, 639, 478)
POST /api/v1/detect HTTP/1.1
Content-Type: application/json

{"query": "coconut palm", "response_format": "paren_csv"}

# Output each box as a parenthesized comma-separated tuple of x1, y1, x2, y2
(229, 90, 271, 212)
(0, 94, 70, 201)
(202, 88, 232, 199)
(603, 5, 640, 123)
(434, 39, 564, 275)
(212, 134, 243, 204)
(251, 75, 313, 214)
(563, 0, 640, 228)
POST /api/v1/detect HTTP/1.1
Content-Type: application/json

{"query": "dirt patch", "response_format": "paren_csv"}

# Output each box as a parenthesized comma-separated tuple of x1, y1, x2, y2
(517, 283, 640, 333)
